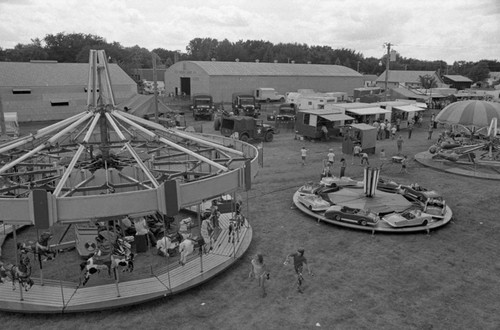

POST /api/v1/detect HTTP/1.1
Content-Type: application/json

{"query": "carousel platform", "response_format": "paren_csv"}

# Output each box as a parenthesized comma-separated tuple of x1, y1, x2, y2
(293, 188, 452, 234)
(0, 213, 252, 313)
(415, 151, 500, 180)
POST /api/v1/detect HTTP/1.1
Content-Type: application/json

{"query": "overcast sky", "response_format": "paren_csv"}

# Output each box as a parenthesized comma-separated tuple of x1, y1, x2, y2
(1, 0, 499, 64)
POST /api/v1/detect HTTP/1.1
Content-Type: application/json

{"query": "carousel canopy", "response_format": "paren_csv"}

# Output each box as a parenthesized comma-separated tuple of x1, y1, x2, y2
(435, 100, 500, 129)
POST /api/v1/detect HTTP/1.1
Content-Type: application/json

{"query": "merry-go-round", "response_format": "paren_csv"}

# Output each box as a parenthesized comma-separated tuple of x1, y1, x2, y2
(0, 50, 258, 313)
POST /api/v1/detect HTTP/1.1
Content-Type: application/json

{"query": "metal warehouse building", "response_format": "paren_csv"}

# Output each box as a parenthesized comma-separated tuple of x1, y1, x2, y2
(164, 61, 364, 103)
(0, 61, 137, 122)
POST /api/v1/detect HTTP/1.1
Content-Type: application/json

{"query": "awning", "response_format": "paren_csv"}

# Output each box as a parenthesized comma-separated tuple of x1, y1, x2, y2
(393, 105, 425, 112)
(318, 113, 354, 122)
(346, 107, 391, 115)
(415, 102, 428, 109)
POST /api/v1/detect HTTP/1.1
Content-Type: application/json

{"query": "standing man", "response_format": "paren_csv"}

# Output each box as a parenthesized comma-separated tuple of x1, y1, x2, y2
(396, 135, 404, 155)
(379, 120, 386, 140)
(300, 146, 308, 166)
(385, 121, 391, 139)
(396, 117, 401, 132)
(407, 121, 414, 139)
(285, 248, 313, 293)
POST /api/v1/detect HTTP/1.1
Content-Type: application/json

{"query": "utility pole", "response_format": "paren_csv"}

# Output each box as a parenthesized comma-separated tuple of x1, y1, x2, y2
(152, 52, 159, 123)
(384, 42, 391, 101)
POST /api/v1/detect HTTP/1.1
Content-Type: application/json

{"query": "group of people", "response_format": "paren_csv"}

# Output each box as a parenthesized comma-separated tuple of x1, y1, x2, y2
(249, 248, 313, 298)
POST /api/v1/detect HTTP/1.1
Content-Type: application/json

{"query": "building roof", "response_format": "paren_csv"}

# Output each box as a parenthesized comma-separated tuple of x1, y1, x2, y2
(0, 61, 136, 87)
(184, 61, 362, 77)
(443, 75, 473, 83)
(376, 70, 439, 83)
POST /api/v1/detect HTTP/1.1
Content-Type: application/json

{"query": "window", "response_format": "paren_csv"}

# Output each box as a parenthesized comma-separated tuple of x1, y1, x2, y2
(12, 89, 31, 94)
(51, 100, 69, 106)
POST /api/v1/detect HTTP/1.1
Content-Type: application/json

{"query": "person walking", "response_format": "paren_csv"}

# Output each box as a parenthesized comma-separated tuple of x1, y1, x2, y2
(284, 248, 313, 293)
(407, 122, 414, 139)
(300, 146, 308, 166)
(427, 123, 434, 140)
(249, 254, 269, 298)
(339, 158, 347, 177)
(396, 135, 404, 155)
(399, 155, 409, 174)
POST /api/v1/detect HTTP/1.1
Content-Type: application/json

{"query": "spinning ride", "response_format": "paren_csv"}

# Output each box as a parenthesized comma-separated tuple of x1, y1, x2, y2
(294, 168, 452, 233)
(0, 50, 257, 313)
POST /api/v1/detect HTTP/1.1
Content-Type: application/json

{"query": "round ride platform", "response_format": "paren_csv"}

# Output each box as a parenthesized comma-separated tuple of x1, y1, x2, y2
(293, 187, 452, 234)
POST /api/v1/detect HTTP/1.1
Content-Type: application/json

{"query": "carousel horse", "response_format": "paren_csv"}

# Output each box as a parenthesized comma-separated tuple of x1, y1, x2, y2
(156, 232, 182, 257)
(178, 217, 194, 239)
(17, 231, 56, 267)
(79, 231, 134, 286)
(0, 255, 34, 291)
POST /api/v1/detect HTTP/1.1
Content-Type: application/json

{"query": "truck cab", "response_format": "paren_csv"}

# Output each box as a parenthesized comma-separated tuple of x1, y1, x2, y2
(232, 93, 260, 118)
(190, 94, 215, 120)
(254, 88, 285, 103)
(220, 116, 276, 142)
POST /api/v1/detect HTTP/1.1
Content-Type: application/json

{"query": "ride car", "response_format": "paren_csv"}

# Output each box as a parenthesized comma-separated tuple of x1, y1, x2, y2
(320, 176, 363, 188)
(324, 205, 379, 226)
(377, 177, 401, 193)
(423, 198, 447, 219)
(297, 193, 331, 211)
(400, 183, 443, 204)
(382, 209, 433, 227)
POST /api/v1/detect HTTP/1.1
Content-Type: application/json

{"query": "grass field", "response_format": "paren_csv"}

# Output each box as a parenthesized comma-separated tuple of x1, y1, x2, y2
(1, 109, 500, 330)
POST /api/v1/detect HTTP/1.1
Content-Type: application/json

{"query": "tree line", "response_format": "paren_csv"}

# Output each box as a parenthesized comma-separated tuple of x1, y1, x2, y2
(0, 32, 498, 85)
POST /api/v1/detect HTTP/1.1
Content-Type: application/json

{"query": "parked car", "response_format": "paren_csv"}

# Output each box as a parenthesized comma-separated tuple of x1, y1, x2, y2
(254, 88, 285, 103)
(324, 205, 379, 226)
(232, 93, 260, 118)
(190, 94, 215, 121)
(220, 116, 276, 142)
(382, 209, 433, 227)
(297, 193, 331, 211)
(275, 103, 297, 122)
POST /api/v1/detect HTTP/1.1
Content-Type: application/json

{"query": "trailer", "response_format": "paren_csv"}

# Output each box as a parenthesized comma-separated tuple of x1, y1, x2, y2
(295, 109, 354, 140)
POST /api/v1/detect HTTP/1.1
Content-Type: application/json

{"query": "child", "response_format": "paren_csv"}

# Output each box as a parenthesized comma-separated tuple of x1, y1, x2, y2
(340, 158, 347, 177)
(391, 126, 397, 139)
(400, 155, 408, 174)
(360, 152, 369, 166)
(300, 146, 308, 166)
(352, 144, 362, 164)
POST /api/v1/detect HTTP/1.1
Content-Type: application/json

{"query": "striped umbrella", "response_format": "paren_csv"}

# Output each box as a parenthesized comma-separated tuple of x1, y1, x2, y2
(435, 100, 500, 129)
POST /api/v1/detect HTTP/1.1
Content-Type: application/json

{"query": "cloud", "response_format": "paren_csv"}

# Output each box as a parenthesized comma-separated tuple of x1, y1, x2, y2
(0, 0, 498, 63)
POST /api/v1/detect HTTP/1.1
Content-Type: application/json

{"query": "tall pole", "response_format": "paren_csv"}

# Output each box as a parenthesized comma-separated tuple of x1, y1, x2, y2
(152, 53, 159, 123)
(384, 42, 391, 101)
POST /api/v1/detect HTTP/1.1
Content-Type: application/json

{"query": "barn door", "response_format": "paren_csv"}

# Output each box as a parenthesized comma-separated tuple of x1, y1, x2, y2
(180, 77, 191, 96)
